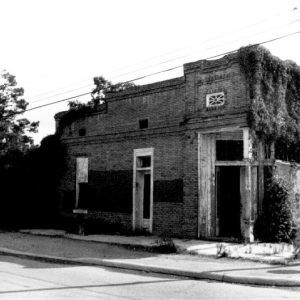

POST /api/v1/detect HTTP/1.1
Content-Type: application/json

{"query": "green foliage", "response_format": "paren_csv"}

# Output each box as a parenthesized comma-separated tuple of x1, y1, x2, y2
(0, 70, 39, 156)
(254, 176, 297, 243)
(238, 46, 300, 157)
(57, 76, 136, 133)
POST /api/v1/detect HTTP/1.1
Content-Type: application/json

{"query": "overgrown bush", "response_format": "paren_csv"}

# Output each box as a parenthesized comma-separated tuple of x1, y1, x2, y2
(255, 177, 297, 243)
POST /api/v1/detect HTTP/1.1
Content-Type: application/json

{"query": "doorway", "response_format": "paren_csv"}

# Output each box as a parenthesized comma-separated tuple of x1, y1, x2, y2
(216, 166, 241, 238)
(136, 171, 151, 230)
(133, 148, 154, 233)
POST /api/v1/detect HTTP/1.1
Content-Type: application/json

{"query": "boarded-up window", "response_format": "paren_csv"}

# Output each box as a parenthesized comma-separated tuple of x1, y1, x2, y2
(87, 170, 133, 213)
(76, 157, 89, 183)
(76, 157, 88, 207)
(154, 179, 183, 203)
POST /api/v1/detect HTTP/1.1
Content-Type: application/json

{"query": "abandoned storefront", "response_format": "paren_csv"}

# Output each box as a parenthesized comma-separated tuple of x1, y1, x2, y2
(55, 46, 300, 242)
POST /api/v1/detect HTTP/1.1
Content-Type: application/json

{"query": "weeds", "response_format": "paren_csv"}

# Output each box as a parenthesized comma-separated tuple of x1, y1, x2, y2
(216, 243, 228, 258)
(154, 237, 177, 254)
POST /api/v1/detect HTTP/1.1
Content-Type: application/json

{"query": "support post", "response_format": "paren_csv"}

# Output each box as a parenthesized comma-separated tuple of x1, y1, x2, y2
(258, 142, 264, 217)
(197, 133, 215, 238)
(242, 129, 254, 242)
(270, 142, 275, 159)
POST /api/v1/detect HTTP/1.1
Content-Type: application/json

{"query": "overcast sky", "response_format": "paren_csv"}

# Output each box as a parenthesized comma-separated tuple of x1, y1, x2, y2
(1, 0, 300, 143)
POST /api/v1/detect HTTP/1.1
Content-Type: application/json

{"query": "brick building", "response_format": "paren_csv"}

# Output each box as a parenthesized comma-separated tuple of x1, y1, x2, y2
(55, 52, 300, 242)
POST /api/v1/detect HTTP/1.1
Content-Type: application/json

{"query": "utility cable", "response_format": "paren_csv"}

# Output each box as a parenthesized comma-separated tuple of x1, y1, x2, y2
(3, 29, 300, 120)
(30, 17, 300, 105)
(28, 7, 299, 103)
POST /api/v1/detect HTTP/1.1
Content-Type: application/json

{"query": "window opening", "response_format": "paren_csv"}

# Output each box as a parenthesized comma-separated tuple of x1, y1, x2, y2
(216, 140, 243, 161)
(79, 128, 86, 136)
(139, 119, 148, 129)
(137, 156, 151, 168)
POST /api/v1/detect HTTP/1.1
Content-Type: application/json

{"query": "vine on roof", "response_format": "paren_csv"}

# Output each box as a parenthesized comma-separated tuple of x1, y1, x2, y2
(238, 45, 300, 161)
(57, 76, 136, 134)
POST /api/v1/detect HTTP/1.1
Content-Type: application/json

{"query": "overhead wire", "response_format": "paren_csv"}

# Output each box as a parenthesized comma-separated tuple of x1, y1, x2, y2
(29, 17, 300, 105)
(3, 29, 294, 119)
(28, 7, 299, 103)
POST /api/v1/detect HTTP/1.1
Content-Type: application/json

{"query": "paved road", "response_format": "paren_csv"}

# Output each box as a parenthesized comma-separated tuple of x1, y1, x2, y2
(0, 255, 299, 300)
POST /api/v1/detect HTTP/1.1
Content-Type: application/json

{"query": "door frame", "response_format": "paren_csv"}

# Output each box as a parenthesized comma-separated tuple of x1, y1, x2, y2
(132, 148, 154, 233)
(197, 127, 251, 239)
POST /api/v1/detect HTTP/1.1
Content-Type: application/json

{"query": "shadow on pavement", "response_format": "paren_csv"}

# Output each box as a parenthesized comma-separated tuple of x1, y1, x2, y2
(0, 232, 159, 262)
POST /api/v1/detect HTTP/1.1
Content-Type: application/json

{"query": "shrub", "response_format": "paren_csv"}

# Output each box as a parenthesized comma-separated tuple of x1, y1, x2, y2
(255, 177, 297, 243)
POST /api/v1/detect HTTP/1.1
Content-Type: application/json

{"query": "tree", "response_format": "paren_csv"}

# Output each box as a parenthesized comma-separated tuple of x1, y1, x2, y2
(69, 76, 136, 109)
(0, 70, 39, 228)
(91, 76, 136, 105)
(0, 70, 39, 159)
(57, 76, 136, 134)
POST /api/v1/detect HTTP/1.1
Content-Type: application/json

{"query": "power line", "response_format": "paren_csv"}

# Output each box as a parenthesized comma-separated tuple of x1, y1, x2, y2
(5, 29, 300, 120)
(28, 7, 299, 103)
(30, 84, 94, 104)
(30, 18, 300, 105)
(25, 92, 91, 113)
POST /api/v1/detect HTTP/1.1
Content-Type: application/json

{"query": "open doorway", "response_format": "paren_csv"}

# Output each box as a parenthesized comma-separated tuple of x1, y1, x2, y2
(135, 170, 151, 231)
(216, 166, 241, 238)
(133, 148, 154, 233)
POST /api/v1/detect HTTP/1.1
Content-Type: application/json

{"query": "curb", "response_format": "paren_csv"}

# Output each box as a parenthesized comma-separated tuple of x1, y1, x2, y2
(0, 248, 300, 287)
(18, 231, 293, 265)
(18, 231, 162, 253)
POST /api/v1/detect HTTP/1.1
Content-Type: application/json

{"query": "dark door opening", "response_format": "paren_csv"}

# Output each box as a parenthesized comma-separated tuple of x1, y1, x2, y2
(143, 174, 151, 219)
(216, 166, 241, 238)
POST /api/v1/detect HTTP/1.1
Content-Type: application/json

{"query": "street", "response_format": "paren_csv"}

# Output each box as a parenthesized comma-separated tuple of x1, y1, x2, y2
(0, 256, 299, 299)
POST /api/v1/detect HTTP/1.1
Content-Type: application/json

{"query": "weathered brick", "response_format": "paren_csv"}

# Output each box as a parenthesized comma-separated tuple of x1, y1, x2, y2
(56, 53, 248, 238)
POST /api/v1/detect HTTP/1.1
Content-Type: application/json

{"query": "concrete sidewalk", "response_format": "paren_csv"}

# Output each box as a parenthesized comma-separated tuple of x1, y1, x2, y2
(20, 229, 296, 264)
(0, 231, 299, 287)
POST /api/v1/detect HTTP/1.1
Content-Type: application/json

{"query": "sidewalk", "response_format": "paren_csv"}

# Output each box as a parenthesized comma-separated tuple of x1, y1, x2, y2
(19, 229, 297, 264)
(0, 230, 299, 287)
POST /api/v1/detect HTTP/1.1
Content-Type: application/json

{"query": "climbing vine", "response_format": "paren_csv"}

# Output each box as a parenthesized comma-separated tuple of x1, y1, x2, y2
(238, 45, 300, 161)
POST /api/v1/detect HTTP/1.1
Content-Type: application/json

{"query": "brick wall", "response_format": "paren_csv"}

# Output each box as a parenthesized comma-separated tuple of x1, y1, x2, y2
(184, 53, 248, 120)
(57, 53, 249, 238)
(59, 134, 185, 235)
(59, 77, 185, 139)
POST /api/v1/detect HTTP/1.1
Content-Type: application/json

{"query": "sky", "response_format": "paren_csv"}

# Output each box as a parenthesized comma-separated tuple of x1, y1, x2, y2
(1, 0, 300, 143)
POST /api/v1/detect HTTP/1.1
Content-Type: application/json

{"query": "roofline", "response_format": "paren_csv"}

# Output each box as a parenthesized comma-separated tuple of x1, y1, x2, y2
(105, 76, 185, 101)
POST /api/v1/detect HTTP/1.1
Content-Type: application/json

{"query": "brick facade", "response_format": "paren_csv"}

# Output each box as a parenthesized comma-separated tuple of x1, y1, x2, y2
(56, 53, 250, 238)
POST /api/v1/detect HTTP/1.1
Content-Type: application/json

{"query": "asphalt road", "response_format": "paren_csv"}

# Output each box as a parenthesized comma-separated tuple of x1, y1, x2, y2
(0, 255, 299, 300)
